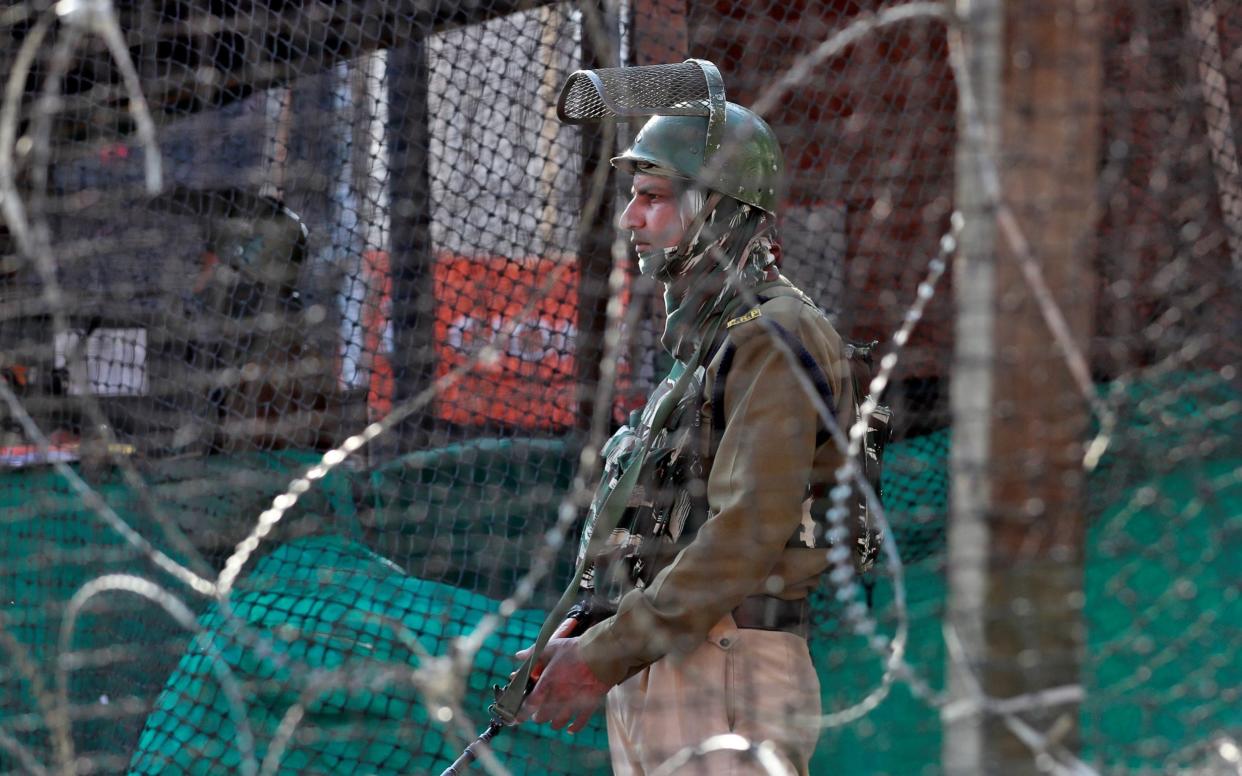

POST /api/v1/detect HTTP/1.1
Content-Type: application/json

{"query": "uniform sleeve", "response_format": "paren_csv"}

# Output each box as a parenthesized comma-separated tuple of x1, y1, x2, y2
(576, 321, 833, 686)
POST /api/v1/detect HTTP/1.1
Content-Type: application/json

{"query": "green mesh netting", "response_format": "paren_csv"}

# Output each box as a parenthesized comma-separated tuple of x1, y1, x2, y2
(127, 535, 611, 774)
(102, 370, 1230, 772)
(4, 370, 1238, 774)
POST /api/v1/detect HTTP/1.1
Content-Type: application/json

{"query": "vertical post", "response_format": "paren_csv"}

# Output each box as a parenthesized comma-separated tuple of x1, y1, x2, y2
(353, 52, 394, 427)
(574, 1, 619, 433)
(987, 0, 1099, 767)
(947, 1, 1100, 773)
(387, 38, 436, 454)
(945, 1, 1001, 771)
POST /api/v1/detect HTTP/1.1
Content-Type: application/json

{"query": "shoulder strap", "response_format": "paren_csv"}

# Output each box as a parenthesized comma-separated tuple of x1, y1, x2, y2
(711, 309, 835, 452)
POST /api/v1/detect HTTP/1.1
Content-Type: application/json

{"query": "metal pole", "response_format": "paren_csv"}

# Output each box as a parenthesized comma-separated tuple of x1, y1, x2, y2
(387, 37, 436, 455)
(573, 0, 620, 434)
(944, 1, 1001, 773)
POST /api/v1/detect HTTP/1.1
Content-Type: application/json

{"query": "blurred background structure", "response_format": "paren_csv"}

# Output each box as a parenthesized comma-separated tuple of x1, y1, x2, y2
(0, 0, 1237, 774)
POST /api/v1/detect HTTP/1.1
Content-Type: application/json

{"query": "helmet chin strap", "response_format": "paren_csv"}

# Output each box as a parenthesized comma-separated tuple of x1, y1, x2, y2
(636, 191, 725, 283)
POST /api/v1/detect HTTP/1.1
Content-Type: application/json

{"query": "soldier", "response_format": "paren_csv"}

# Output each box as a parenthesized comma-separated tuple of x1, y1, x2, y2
(520, 78, 858, 776)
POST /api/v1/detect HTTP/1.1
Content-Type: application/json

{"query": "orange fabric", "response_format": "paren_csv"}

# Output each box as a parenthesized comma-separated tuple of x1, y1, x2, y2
(365, 252, 638, 429)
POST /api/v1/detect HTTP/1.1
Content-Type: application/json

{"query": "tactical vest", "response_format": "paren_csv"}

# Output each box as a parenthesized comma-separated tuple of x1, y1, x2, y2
(575, 296, 889, 612)
(576, 360, 708, 602)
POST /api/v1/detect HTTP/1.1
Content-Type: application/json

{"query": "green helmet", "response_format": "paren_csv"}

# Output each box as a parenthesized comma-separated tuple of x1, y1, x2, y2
(611, 102, 785, 216)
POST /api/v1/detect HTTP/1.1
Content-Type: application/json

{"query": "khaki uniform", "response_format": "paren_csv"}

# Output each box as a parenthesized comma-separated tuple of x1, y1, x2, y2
(578, 285, 853, 774)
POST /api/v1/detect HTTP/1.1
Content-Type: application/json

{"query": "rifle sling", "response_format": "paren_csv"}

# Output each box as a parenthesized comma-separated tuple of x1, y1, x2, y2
(491, 314, 727, 725)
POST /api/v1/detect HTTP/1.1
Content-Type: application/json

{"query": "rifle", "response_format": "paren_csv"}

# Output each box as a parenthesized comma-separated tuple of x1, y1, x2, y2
(438, 327, 722, 775)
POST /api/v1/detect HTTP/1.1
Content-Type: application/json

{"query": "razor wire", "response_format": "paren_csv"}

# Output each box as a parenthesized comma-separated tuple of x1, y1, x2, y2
(0, 0, 214, 592)
(0, 3, 1142, 769)
(0, 1, 1238, 775)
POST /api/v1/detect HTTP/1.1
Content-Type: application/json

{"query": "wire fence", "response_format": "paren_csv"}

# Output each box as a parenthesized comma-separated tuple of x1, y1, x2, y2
(0, 0, 1238, 774)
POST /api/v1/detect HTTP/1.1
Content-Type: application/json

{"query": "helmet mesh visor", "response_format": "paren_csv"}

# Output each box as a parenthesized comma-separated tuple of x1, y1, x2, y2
(558, 61, 710, 123)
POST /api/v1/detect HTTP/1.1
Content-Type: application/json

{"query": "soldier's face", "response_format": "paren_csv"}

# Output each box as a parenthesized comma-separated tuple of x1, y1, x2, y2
(619, 174, 686, 253)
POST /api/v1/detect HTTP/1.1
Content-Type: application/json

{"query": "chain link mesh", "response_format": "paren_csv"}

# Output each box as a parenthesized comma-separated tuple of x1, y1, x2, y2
(0, 0, 1237, 774)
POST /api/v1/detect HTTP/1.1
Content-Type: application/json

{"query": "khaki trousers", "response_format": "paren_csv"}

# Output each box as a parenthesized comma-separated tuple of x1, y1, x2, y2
(604, 615, 822, 776)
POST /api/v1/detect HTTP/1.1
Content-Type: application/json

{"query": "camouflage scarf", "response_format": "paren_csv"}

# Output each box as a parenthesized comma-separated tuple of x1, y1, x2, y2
(659, 198, 781, 361)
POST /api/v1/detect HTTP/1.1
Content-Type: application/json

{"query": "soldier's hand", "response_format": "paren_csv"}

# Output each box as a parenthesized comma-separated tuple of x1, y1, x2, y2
(511, 617, 578, 681)
(519, 635, 611, 733)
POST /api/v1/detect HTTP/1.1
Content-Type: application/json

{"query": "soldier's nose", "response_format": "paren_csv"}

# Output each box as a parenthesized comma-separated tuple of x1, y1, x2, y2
(619, 200, 643, 231)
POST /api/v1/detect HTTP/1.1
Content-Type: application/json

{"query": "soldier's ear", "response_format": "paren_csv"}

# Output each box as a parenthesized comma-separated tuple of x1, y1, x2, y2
(770, 242, 782, 268)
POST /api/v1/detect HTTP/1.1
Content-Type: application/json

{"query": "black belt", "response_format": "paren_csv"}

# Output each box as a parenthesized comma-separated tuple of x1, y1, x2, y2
(732, 595, 810, 638)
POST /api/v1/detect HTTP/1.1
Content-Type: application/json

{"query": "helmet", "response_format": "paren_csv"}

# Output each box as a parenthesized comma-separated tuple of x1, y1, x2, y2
(611, 103, 784, 216)
(555, 59, 785, 216)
